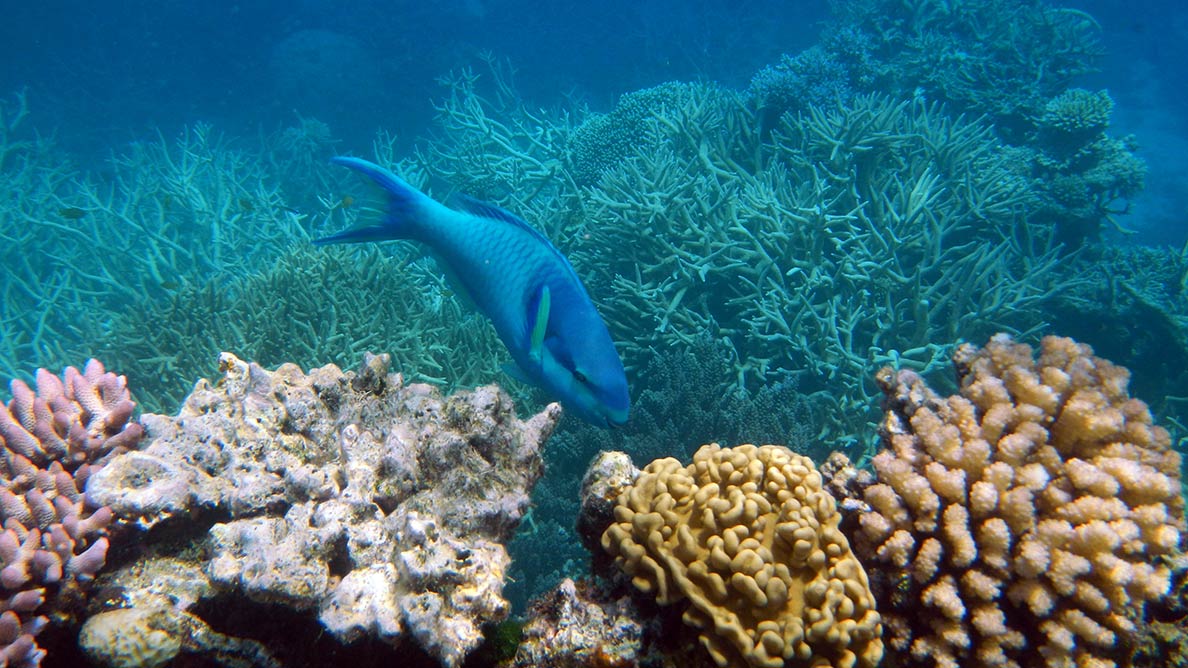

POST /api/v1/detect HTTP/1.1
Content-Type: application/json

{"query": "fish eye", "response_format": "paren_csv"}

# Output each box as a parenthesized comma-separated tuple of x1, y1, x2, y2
(572, 369, 588, 383)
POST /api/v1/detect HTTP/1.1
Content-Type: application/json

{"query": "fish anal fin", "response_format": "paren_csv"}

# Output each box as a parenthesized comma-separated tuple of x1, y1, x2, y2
(501, 363, 533, 385)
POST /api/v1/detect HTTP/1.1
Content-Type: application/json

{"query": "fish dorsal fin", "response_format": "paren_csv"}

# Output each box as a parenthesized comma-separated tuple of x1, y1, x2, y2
(452, 194, 588, 294)
(528, 284, 551, 364)
(453, 194, 529, 228)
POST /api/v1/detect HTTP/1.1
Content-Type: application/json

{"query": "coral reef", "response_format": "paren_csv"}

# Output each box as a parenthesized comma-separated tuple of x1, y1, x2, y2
(1015, 88, 1147, 246)
(855, 334, 1184, 668)
(101, 242, 507, 413)
(823, 0, 1103, 138)
(601, 443, 883, 668)
(0, 360, 142, 666)
(571, 87, 1060, 443)
(507, 337, 817, 609)
(500, 578, 643, 668)
(757, 3, 1144, 247)
(1045, 244, 1188, 432)
(86, 352, 558, 667)
(0, 110, 311, 394)
(566, 81, 701, 186)
(411, 64, 1064, 450)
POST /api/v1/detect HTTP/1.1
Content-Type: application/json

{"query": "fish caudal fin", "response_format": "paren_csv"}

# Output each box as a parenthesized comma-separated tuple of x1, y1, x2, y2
(313, 156, 428, 245)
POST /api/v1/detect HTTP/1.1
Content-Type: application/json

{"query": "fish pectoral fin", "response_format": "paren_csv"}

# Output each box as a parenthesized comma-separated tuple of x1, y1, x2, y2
(501, 363, 533, 385)
(528, 285, 551, 365)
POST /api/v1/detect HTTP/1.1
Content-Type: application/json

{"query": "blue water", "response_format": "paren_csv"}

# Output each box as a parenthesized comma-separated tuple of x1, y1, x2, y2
(2, 1, 1187, 666)
(3, 2, 1182, 243)
(0, 2, 822, 160)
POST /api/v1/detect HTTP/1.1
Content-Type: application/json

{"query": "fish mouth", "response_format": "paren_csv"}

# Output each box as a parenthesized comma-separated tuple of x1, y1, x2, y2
(604, 408, 629, 428)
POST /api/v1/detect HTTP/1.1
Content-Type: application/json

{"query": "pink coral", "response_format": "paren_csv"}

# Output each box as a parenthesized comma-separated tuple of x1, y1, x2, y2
(0, 360, 142, 665)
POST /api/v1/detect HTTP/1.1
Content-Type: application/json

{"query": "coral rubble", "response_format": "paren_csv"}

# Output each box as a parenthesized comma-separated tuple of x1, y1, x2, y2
(78, 603, 280, 668)
(86, 352, 559, 667)
(501, 578, 643, 668)
(856, 334, 1184, 668)
(0, 360, 142, 667)
(600, 443, 883, 668)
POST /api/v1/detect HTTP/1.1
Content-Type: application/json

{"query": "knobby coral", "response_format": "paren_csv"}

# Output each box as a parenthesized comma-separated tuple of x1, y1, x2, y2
(602, 443, 883, 668)
(0, 360, 143, 666)
(855, 334, 1183, 668)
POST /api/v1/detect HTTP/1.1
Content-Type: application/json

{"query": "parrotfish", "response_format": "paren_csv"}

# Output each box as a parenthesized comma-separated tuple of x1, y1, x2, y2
(315, 157, 630, 427)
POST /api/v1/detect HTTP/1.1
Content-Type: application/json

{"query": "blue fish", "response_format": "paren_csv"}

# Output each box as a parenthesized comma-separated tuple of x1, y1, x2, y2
(315, 157, 630, 427)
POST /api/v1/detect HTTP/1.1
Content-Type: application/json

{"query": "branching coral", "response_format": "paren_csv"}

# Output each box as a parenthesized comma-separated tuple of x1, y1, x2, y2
(567, 81, 703, 186)
(824, 0, 1103, 137)
(97, 243, 507, 413)
(0, 111, 312, 389)
(417, 56, 573, 204)
(747, 47, 855, 121)
(0, 360, 143, 666)
(602, 443, 883, 668)
(1044, 244, 1188, 432)
(854, 334, 1184, 668)
(403, 66, 1072, 447)
(1039, 89, 1115, 143)
(1010, 88, 1146, 246)
(573, 87, 1062, 443)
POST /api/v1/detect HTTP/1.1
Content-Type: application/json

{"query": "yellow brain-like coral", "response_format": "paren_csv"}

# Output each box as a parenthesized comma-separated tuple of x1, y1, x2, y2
(856, 334, 1183, 668)
(602, 443, 883, 668)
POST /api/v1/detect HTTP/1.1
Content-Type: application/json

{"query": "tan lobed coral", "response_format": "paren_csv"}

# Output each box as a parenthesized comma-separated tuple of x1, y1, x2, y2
(855, 334, 1184, 668)
(0, 360, 143, 666)
(602, 443, 883, 668)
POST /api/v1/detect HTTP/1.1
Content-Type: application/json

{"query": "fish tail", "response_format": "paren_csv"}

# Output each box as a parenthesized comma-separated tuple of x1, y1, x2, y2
(313, 157, 428, 245)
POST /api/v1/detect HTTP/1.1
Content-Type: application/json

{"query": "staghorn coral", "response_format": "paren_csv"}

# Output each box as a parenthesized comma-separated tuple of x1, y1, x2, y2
(601, 443, 883, 668)
(0, 110, 311, 391)
(855, 334, 1184, 668)
(86, 352, 558, 667)
(0, 360, 142, 666)
(100, 243, 507, 413)
(573, 87, 1059, 445)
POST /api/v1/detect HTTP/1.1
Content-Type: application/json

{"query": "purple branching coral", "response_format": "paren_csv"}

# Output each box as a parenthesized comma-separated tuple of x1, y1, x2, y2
(0, 360, 143, 666)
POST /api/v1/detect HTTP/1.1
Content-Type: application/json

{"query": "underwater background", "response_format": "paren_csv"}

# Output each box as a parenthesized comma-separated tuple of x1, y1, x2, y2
(1, 1, 1187, 667)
